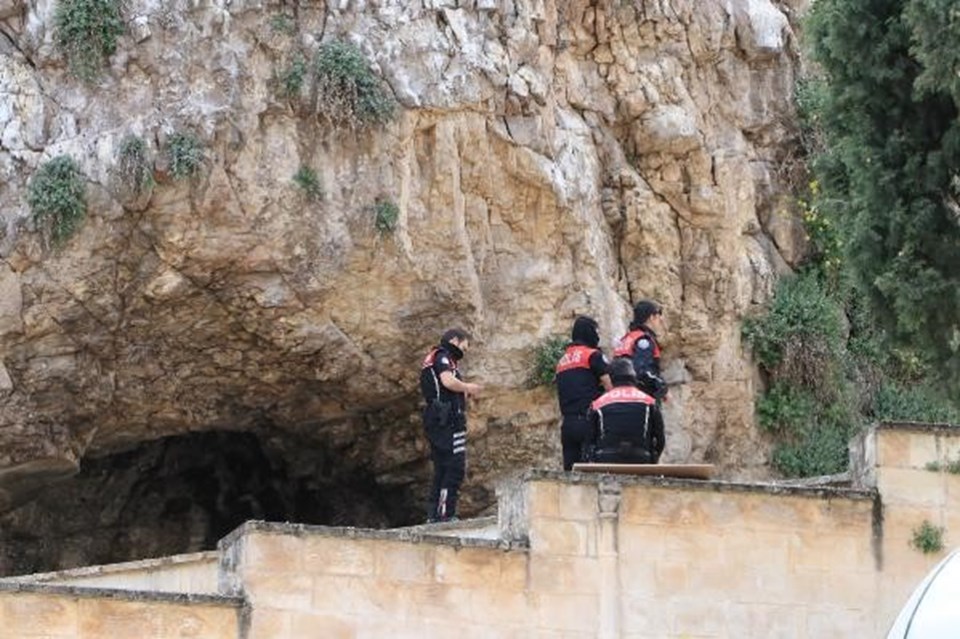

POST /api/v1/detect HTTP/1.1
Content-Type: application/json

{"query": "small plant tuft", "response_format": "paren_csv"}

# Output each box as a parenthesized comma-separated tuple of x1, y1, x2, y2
(27, 155, 87, 244)
(910, 520, 945, 554)
(925, 456, 960, 475)
(166, 132, 204, 180)
(278, 54, 307, 98)
(54, 0, 124, 82)
(372, 199, 399, 233)
(530, 335, 568, 388)
(314, 40, 396, 129)
(292, 166, 323, 201)
(117, 134, 153, 195)
(269, 13, 295, 34)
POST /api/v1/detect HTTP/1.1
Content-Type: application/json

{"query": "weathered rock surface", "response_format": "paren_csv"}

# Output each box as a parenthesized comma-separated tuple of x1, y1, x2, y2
(0, 0, 808, 564)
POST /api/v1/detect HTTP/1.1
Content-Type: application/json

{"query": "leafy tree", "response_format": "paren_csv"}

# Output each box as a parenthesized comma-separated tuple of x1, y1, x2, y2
(806, 0, 960, 385)
(742, 0, 960, 477)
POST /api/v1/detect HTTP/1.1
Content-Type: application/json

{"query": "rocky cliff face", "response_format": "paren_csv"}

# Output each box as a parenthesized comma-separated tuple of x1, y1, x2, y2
(0, 0, 807, 570)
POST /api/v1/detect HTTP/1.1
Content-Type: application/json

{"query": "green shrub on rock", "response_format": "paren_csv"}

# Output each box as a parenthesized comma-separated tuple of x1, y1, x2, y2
(117, 134, 154, 196)
(293, 166, 323, 201)
(54, 0, 124, 82)
(166, 133, 204, 181)
(372, 199, 399, 233)
(27, 155, 87, 244)
(314, 41, 396, 129)
(530, 336, 568, 388)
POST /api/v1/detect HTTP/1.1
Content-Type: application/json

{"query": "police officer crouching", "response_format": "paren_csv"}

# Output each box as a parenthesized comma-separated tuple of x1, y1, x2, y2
(588, 358, 665, 464)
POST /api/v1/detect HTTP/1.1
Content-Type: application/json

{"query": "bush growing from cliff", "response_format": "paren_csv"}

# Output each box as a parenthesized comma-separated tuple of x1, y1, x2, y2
(742, 272, 844, 379)
(293, 166, 323, 201)
(372, 199, 399, 233)
(314, 41, 396, 128)
(166, 133, 204, 180)
(744, 272, 860, 477)
(54, 0, 124, 82)
(27, 156, 87, 244)
(269, 13, 295, 35)
(278, 54, 307, 99)
(530, 336, 568, 388)
(117, 134, 154, 196)
(745, 268, 960, 476)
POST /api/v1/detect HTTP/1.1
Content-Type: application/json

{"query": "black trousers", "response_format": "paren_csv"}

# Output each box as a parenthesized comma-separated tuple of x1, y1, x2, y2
(594, 441, 657, 464)
(561, 414, 592, 471)
(424, 402, 466, 521)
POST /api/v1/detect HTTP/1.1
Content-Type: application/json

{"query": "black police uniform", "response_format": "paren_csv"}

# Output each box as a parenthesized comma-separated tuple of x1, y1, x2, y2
(613, 325, 667, 400)
(555, 318, 608, 470)
(588, 385, 665, 464)
(420, 341, 467, 521)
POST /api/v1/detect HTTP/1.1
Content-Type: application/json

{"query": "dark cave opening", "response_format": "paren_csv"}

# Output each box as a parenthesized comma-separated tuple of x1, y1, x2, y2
(0, 430, 425, 576)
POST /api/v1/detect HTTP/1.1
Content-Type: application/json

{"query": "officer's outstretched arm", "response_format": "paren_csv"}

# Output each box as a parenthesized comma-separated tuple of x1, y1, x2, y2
(439, 370, 482, 396)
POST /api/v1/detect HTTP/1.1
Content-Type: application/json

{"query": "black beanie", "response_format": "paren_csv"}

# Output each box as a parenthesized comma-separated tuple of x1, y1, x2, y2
(631, 300, 661, 329)
(609, 358, 637, 385)
(571, 316, 600, 348)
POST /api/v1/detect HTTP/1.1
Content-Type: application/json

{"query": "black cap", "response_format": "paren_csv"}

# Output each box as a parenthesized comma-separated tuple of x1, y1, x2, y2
(571, 316, 600, 348)
(631, 300, 662, 328)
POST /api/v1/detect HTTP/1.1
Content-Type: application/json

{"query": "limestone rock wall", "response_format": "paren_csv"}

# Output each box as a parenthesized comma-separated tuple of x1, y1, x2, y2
(0, 0, 807, 514)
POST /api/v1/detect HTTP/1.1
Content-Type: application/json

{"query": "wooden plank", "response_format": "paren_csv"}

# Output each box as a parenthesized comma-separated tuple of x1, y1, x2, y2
(571, 463, 715, 480)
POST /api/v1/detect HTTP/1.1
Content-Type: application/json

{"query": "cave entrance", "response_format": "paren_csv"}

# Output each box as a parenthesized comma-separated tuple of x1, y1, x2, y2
(0, 429, 425, 577)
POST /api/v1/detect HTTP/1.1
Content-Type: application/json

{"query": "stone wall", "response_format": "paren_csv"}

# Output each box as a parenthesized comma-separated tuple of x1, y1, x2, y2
(869, 423, 960, 619)
(4, 422, 956, 638)
(209, 423, 957, 638)
(3, 551, 220, 595)
(0, 584, 241, 638)
(218, 479, 883, 638)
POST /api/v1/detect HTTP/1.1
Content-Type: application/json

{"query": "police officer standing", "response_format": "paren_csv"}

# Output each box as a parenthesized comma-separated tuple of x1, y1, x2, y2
(614, 300, 668, 401)
(555, 316, 612, 471)
(420, 328, 482, 523)
(589, 359, 665, 464)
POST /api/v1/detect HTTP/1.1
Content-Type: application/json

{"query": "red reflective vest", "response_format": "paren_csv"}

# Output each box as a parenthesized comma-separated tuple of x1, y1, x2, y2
(613, 329, 661, 359)
(590, 386, 656, 411)
(555, 344, 599, 374)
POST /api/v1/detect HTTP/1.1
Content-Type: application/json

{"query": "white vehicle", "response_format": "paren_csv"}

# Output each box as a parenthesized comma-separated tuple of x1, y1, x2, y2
(887, 548, 960, 638)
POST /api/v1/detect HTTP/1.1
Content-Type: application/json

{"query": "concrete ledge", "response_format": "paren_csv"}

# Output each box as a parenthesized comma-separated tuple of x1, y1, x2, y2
(0, 551, 219, 583)
(391, 515, 497, 532)
(0, 580, 244, 607)
(876, 421, 960, 433)
(393, 515, 501, 540)
(218, 519, 527, 553)
(522, 468, 878, 502)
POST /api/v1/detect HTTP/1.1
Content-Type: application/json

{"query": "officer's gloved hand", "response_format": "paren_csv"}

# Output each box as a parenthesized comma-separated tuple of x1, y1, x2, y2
(639, 372, 668, 400)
